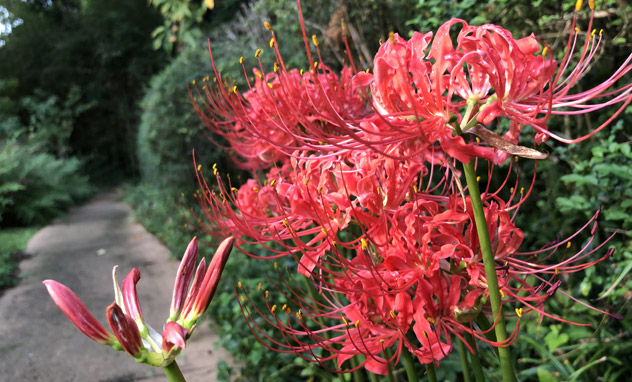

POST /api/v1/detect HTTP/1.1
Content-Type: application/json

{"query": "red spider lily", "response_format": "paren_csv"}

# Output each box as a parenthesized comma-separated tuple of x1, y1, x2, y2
(43, 237, 233, 367)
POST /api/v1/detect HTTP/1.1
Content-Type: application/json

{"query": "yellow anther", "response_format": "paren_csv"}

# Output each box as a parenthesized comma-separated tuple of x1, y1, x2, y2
(355, 320, 359, 328)
(379, 339, 385, 344)
(238, 281, 242, 288)
(282, 304, 287, 311)
(365, 68, 370, 73)
(599, 29, 603, 36)
(510, 187, 515, 193)
(555, 268, 560, 275)
(314, 61, 319, 68)
(271, 305, 277, 313)
(312, 34, 319, 47)
(504, 261, 508, 266)
(379, 38, 383, 45)
(566, 241, 572, 249)
(297, 309, 303, 320)
(591, 29, 596, 37)
(361, 238, 368, 251)
(475, 137, 481, 143)
(500, 289, 506, 298)
(520, 187, 524, 194)
(575, 27, 580, 34)
(231, 187, 238, 193)
(181, 193, 184, 197)
(476, 176, 481, 182)
(197, 164, 202, 171)
(256, 71, 263, 79)
(341, 18, 346, 31)
(265, 290, 269, 299)
(515, 156, 519, 163)
(270, 179, 276, 186)
(576, 0, 583, 11)
(589, 0, 594, 10)
(192, 80, 196, 85)
(282, 220, 289, 228)
(389, 310, 396, 319)
(413, 185, 418, 193)
(303, 177, 309, 185)
(267, 83, 273, 88)
(264, 21, 271, 30)
(232, 85, 237, 93)
(253, 187, 259, 192)
(255, 48, 262, 58)
(239, 56, 244, 64)
(202, 85, 207, 90)
(542, 47, 548, 56)
(515, 308, 523, 318)
(321, 227, 327, 236)
(240, 295, 245, 302)
(388, 31, 395, 44)
(269, 38, 275, 48)
(376, 187, 381, 195)
(258, 282, 262, 290)
(427, 317, 435, 324)
(274, 262, 278, 269)
(300, 68, 304, 76)
(342, 316, 349, 325)
(274, 62, 278, 72)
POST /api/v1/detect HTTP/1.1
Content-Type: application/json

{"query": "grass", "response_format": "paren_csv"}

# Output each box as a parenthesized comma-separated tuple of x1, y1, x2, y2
(0, 226, 40, 289)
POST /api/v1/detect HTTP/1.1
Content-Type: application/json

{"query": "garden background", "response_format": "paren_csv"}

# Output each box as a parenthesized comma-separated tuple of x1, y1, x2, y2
(0, 0, 630, 381)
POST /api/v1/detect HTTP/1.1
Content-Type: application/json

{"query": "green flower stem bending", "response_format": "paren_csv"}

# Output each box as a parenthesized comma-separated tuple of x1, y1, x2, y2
(461, 159, 515, 382)
(163, 361, 186, 382)
(426, 362, 437, 382)
(458, 340, 473, 382)
(466, 334, 486, 382)
(401, 346, 419, 382)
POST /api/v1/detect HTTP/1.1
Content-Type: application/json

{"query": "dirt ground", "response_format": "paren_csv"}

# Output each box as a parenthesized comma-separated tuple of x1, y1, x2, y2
(0, 191, 232, 382)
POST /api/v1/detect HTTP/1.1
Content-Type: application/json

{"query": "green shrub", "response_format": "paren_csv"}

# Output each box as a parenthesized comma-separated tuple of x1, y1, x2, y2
(0, 139, 92, 226)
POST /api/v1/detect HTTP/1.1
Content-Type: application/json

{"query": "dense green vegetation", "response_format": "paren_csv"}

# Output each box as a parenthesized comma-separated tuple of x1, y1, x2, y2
(1, 0, 630, 381)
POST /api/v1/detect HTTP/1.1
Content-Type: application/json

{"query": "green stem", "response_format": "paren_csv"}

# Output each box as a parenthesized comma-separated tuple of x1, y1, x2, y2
(465, 334, 486, 382)
(401, 347, 419, 382)
(384, 348, 397, 382)
(351, 355, 366, 382)
(163, 361, 186, 382)
(426, 363, 437, 382)
(367, 368, 380, 382)
(461, 160, 515, 382)
(458, 340, 473, 382)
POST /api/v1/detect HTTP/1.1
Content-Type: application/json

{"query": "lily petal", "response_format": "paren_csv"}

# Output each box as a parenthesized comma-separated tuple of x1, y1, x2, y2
(43, 280, 115, 345)
(106, 302, 143, 357)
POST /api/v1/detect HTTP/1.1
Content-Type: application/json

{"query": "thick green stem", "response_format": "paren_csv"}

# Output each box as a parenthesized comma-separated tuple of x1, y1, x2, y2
(163, 361, 186, 382)
(461, 160, 515, 382)
(401, 347, 419, 382)
(426, 363, 437, 382)
(383, 348, 396, 382)
(458, 340, 473, 382)
(465, 334, 486, 382)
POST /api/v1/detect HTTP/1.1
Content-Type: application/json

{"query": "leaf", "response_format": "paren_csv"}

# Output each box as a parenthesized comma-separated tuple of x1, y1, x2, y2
(537, 368, 559, 382)
(560, 173, 599, 186)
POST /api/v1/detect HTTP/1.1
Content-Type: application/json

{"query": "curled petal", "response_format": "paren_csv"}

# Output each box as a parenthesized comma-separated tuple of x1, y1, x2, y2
(122, 268, 143, 324)
(162, 321, 188, 355)
(43, 280, 115, 345)
(169, 237, 199, 321)
(106, 302, 143, 357)
(185, 237, 234, 322)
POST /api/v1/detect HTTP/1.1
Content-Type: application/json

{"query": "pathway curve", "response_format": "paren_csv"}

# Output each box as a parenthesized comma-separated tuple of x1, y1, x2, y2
(0, 191, 231, 382)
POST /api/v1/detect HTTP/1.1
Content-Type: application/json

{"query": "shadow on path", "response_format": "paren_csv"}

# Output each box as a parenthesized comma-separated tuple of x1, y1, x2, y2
(0, 191, 231, 381)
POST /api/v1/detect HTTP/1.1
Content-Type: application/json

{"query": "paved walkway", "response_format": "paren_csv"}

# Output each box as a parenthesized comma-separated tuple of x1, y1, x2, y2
(0, 191, 231, 381)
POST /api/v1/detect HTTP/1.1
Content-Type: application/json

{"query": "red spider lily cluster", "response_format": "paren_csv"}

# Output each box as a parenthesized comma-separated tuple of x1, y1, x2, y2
(189, 0, 627, 376)
(44, 237, 233, 368)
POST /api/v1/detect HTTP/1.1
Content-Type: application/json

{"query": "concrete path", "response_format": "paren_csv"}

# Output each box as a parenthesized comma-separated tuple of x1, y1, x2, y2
(0, 191, 231, 382)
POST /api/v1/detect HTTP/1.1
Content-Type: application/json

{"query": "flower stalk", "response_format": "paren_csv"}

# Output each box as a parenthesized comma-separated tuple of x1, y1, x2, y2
(163, 361, 186, 382)
(462, 159, 515, 382)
